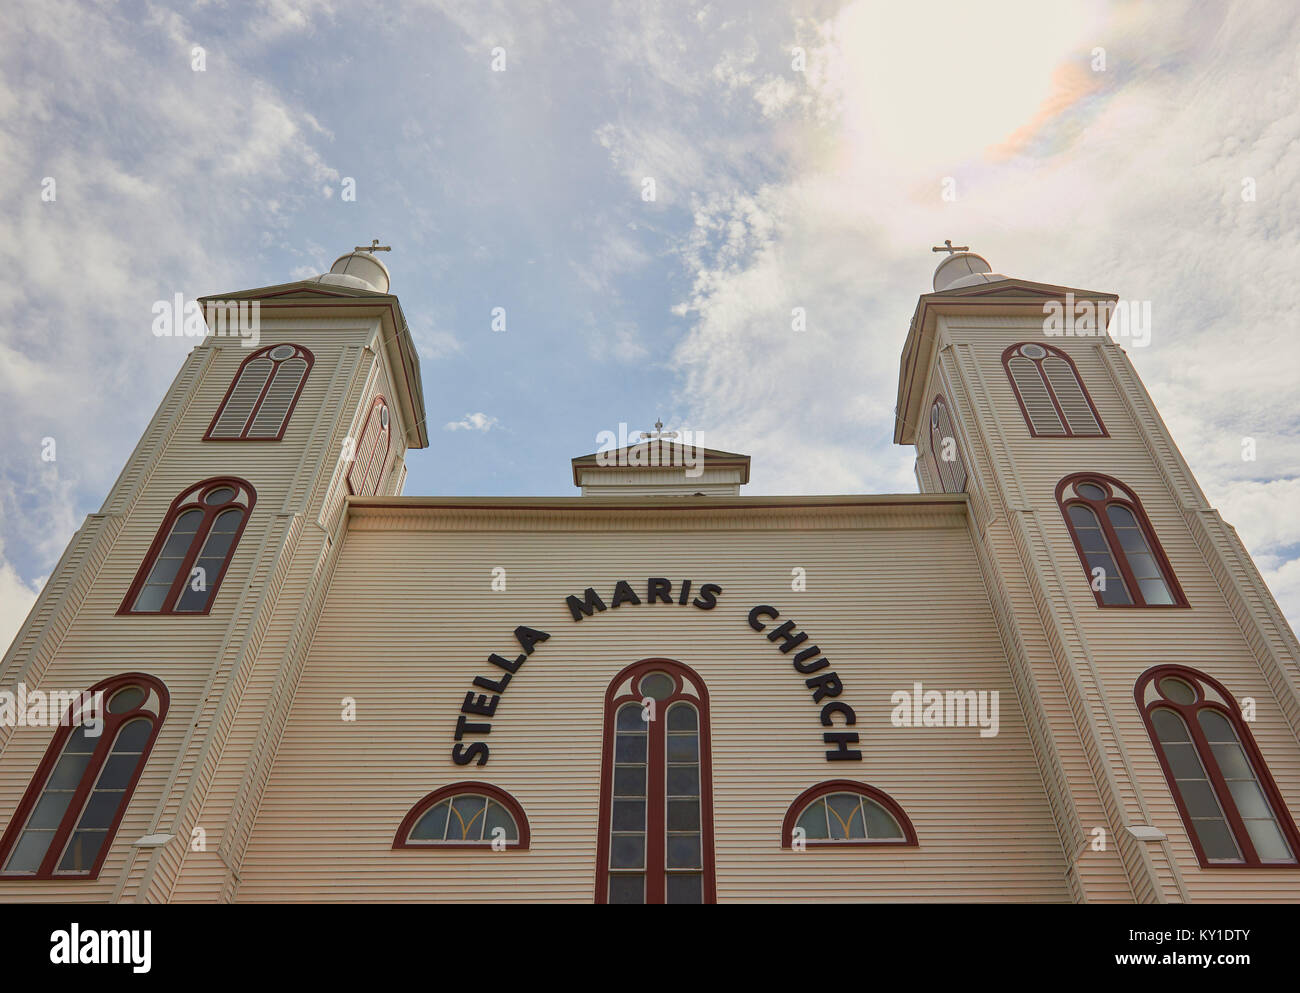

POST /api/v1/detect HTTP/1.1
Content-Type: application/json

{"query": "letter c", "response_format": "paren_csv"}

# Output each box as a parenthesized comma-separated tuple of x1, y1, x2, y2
(820, 701, 856, 727)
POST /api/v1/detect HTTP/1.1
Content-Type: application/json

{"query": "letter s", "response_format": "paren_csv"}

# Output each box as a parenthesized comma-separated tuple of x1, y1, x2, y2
(692, 583, 722, 610)
(452, 742, 490, 766)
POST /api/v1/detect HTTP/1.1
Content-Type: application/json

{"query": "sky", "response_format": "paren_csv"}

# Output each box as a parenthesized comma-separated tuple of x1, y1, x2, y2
(1, 0, 1298, 648)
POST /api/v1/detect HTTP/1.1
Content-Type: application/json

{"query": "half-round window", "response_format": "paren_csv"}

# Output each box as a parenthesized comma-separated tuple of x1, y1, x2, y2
(393, 783, 529, 850)
(782, 781, 917, 848)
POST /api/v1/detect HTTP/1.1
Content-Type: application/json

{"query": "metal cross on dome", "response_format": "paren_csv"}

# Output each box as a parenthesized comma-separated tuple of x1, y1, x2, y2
(931, 239, 969, 255)
(639, 418, 679, 441)
(355, 239, 391, 253)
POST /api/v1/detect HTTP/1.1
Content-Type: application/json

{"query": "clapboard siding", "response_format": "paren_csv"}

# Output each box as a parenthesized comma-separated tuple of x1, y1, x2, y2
(0, 314, 411, 903)
(5, 274, 1297, 906)
(236, 501, 1070, 902)
(929, 313, 1300, 902)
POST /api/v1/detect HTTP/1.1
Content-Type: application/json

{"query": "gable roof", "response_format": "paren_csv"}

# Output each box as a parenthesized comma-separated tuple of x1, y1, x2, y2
(571, 442, 751, 486)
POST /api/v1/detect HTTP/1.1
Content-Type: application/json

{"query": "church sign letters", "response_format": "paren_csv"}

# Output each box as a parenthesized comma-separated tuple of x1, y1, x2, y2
(451, 577, 862, 765)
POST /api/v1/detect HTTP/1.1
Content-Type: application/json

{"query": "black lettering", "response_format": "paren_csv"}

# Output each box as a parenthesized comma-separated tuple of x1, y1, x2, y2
(647, 577, 673, 604)
(462, 692, 500, 718)
(611, 580, 642, 608)
(793, 653, 829, 675)
(804, 672, 843, 702)
(678, 579, 692, 605)
(820, 701, 856, 726)
(489, 652, 526, 674)
(473, 673, 512, 694)
(515, 626, 550, 655)
(692, 583, 721, 610)
(748, 604, 778, 631)
(823, 732, 862, 761)
(566, 588, 607, 621)
(766, 620, 809, 653)
(454, 714, 492, 740)
(452, 742, 490, 766)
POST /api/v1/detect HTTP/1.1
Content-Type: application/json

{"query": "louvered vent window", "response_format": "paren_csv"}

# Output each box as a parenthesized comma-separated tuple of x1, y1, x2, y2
(929, 396, 968, 493)
(1002, 343, 1104, 437)
(348, 397, 391, 496)
(205, 344, 313, 440)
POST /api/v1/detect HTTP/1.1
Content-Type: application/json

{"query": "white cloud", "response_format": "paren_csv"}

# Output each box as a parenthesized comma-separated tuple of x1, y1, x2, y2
(0, 0, 340, 650)
(444, 412, 499, 432)
(650, 0, 1300, 636)
(1213, 478, 1300, 553)
(0, 547, 41, 657)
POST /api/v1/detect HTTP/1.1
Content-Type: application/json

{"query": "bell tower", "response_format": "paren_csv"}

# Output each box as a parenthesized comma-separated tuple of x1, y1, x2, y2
(0, 248, 427, 901)
(893, 246, 1300, 902)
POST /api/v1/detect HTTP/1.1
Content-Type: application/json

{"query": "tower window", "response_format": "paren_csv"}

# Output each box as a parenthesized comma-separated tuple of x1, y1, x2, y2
(929, 395, 967, 493)
(394, 783, 529, 849)
(118, 477, 255, 615)
(1057, 473, 1186, 607)
(781, 781, 917, 848)
(1002, 342, 1105, 436)
(596, 659, 716, 904)
(1136, 666, 1299, 867)
(0, 674, 168, 880)
(347, 396, 391, 497)
(204, 344, 313, 441)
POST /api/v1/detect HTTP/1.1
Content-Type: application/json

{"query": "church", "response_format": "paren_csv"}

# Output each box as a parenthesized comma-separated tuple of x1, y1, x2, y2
(1, 245, 1298, 904)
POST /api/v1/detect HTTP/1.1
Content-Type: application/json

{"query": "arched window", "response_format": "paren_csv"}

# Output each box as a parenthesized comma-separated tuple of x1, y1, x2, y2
(1057, 473, 1186, 608)
(393, 782, 529, 849)
(929, 395, 967, 493)
(0, 673, 168, 879)
(1136, 666, 1299, 867)
(204, 343, 313, 440)
(781, 781, 918, 848)
(119, 477, 255, 615)
(1002, 342, 1105, 437)
(347, 396, 390, 496)
(596, 659, 716, 904)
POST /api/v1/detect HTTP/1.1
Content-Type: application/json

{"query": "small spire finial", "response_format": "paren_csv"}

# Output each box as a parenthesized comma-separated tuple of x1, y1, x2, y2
(931, 239, 969, 255)
(639, 417, 679, 441)
(355, 239, 391, 254)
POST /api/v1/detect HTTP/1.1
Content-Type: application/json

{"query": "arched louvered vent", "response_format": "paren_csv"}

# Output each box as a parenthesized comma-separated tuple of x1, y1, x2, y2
(1002, 343, 1105, 437)
(205, 344, 314, 440)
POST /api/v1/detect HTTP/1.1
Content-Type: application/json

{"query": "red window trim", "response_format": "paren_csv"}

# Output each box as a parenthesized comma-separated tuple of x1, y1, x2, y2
(0, 672, 169, 880)
(392, 782, 530, 850)
(202, 343, 314, 442)
(594, 658, 717, 904)
(780, 780, 918, 848)
(1135, 665, 1300, 869)
(929, 394, 967, 494)
(347, 396, 391, 497)
(1056, 471, 1188, 609)
(117, 476, 256, 616)
(1001, 342, 1108, 438)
